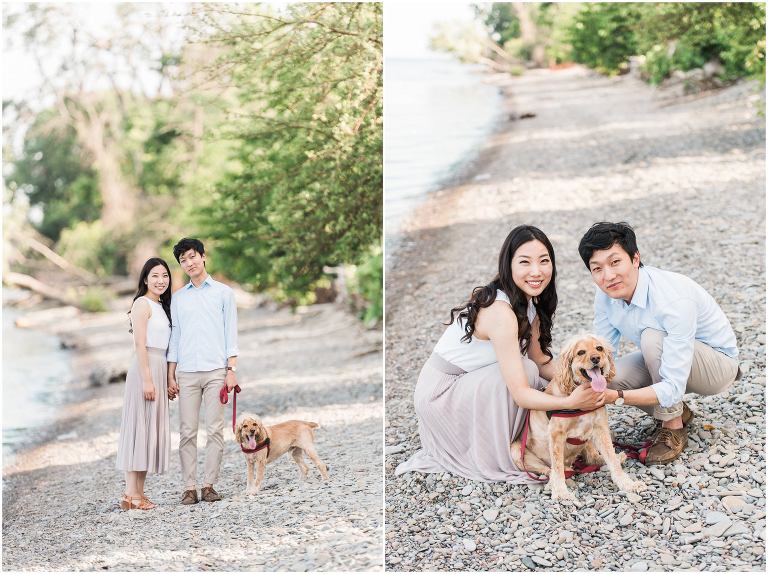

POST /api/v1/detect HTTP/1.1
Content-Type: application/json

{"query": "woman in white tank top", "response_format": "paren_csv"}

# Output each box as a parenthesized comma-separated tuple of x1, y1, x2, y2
(396, 225, 606, 482)
(116, 257, 173, 510)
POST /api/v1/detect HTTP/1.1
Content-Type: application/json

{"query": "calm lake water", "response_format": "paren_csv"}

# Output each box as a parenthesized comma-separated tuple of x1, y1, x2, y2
(2, 295, 75, 460)
(384, 54, 503, 262)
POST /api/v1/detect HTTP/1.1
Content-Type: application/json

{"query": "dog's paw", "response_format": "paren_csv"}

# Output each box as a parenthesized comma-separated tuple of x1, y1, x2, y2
(624, 480, 647, 494)
(246, 486, 259, 496)
(617, 452, 627, 465)
(550, 488, 577, 502)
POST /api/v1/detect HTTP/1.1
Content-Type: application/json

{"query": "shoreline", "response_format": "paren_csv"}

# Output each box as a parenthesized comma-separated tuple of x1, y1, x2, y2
(384, 58, 513, 267)
(2, 300, 384, 571)
(385, 65, 765, 571)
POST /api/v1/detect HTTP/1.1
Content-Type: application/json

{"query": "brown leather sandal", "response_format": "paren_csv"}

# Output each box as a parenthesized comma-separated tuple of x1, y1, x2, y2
(120, 494, 156, 511)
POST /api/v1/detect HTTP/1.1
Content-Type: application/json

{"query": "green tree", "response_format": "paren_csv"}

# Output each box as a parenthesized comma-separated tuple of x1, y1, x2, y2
(198, 3, 383, 298)
(5, 112, 100, 241)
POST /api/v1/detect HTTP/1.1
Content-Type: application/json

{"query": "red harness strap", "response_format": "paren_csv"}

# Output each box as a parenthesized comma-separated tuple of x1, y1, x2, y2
(613, 439, 652, 464)
(241, 437, 271, 458)
(519, 409, 603, 481)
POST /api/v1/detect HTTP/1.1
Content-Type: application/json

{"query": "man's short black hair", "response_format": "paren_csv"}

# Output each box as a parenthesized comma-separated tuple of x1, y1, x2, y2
(578, 222, 642, 269)
(173, 238, 205, 263)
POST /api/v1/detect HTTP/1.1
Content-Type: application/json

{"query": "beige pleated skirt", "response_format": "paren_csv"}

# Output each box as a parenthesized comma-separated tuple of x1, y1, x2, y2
(395, 352, 547, 483)
(115, 347, 170, 474)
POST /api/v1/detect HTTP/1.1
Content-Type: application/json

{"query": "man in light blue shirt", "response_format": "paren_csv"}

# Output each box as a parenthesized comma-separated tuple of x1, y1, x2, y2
(167, 238, 239, 504)
(578, 222, 739, 465)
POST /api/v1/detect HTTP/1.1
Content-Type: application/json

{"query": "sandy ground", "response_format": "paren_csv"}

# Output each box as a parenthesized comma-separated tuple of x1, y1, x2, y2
(385, 66, 765, 571)
(2, 301, 383, 571)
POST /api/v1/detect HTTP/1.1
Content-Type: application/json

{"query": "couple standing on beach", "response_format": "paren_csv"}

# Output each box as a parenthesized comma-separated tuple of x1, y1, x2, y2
(115, 238, 239, 510)
(396, 222, 740, 482)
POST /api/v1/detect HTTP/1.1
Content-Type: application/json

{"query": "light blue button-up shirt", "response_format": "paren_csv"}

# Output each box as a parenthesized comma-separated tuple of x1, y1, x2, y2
(593, 266, 738, 407)
(168, 275, 239, 372)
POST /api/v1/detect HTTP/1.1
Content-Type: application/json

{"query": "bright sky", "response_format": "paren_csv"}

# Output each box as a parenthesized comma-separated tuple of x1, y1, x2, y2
(384, 1, 477, 59)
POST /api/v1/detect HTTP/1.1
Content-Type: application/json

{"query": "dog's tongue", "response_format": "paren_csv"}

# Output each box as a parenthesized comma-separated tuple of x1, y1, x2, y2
(587, 367, 607, 392)
(247, 437, 258, 449)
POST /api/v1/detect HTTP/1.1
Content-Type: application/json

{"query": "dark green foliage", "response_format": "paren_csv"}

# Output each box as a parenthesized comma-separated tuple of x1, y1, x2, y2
(568, 3, 642, 75)
(351, 248, 382, 324)
(567, 2, 766, 83)
(474, 3, 521, 46)
(203, 3, 382, 299)
(6, 114, 100, 240)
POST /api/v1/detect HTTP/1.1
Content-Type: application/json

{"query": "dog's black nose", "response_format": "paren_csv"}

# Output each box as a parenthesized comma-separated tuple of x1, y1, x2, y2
(590, 355, 600, 365)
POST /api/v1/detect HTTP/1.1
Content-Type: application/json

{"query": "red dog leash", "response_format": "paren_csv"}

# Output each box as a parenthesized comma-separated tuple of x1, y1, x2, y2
(219, 383, 241, 433)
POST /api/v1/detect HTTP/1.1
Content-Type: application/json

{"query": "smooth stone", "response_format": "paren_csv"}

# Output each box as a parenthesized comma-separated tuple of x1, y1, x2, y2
(705, 511, 729, 525)
(628, 561, 649, 572)
(385, 444, 406, 455)
(649, 468, 665, 481)
(619, 513, 634, 526)
(723, 522, 750, 537)
(463, 539, 476, 552)
(722, 496, 747, 513)
(531, 556, 552, 567)
(461, 484, 474, 496)
(483, 508, 499, 523)
(521, 556, 536, 570)
(703, 518, 733, 537)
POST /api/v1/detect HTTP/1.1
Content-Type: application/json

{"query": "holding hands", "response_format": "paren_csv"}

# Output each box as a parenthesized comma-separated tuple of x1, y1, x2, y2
(168, 376, 179, 401)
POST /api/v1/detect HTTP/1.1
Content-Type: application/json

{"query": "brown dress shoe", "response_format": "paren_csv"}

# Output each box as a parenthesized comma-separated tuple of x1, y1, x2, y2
(645, 426, 688, 465)
(201, 486, 221, 502)
(649, 402, 694, 440)
(181, 489, 199, 505)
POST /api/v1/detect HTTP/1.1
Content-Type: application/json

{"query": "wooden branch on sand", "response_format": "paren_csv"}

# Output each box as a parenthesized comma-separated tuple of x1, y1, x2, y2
(4, 272, 82, 308)
(8, 230, 98, 282)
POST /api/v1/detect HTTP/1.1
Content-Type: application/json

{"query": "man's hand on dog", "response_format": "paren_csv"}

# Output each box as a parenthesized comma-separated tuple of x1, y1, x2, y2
(568, 383, 606, 410)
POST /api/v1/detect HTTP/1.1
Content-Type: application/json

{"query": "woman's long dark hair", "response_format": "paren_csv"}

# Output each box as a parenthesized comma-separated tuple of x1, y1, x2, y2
(446, 225, 557, 359)
(128, 257, 172, 333)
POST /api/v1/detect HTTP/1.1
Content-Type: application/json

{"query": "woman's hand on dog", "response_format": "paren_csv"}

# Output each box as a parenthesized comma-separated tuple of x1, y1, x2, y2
(143, 379, 156, 401)
(567, 383, 605, 410)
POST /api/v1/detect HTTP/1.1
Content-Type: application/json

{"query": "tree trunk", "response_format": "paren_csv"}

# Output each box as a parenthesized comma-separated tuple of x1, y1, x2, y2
(513, 3, 546, 68)
(83, 118, 137, 231)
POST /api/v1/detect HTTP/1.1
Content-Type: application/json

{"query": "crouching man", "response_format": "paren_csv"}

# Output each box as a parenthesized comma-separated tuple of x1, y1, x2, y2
(578, 222, 740, 464)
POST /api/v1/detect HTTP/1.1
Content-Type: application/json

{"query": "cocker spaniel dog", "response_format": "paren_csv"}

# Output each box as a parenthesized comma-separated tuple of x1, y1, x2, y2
(234, 413, 329, 495)
(511, 334, 646, 501)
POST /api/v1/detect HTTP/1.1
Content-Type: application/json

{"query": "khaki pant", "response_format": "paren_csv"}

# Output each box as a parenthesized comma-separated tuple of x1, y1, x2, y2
(178, 368, 226, 489)
(609, 329, 740, 421)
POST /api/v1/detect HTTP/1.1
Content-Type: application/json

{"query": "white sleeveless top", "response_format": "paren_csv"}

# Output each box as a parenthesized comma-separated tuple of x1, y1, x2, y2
(433, 290, 537, 372)
(140, 297, 171, 350)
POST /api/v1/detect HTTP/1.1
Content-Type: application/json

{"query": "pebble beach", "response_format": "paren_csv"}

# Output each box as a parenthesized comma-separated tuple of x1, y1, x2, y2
(2, 302, 383, 571)
(385, 66, 766, 571)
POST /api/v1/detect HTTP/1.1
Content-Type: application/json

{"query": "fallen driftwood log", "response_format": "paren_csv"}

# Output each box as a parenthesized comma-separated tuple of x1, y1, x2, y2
(5, 273, 81, 308)
(13, 305, 81, 329)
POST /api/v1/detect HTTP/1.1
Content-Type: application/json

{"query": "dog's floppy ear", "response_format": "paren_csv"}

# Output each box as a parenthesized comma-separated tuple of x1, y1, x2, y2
(597, 336, 616, 382)
(234, 421, 244, 443)
(552, 339, 577, 395)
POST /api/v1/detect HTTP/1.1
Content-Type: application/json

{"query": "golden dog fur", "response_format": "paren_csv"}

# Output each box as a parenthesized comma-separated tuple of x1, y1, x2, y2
(234, 413, 329, 495)
(510, 334, 646, 501)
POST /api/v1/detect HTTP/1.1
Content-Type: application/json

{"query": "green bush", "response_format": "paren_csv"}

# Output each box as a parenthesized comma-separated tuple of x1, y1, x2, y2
(80, 287, 112, 312)
(568, 3, 642, 75)
(349, 248, 382, 325)
(567, 2, 765, 84)
(57, 220, 126, 277)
